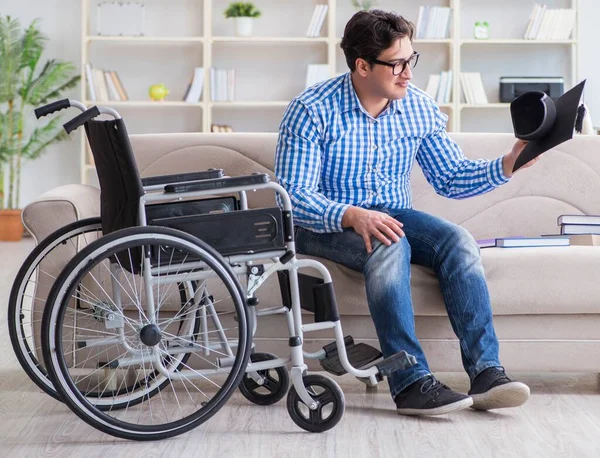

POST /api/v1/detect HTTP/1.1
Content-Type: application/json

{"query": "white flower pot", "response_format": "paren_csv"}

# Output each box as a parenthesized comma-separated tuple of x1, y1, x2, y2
(235, 17, 254, 37)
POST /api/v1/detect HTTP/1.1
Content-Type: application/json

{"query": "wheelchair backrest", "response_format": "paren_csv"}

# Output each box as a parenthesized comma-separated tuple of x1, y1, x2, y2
(85, 118, 144, 235)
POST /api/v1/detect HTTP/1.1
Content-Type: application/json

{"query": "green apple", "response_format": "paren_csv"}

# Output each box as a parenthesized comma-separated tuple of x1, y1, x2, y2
(148, 83, 169, 101)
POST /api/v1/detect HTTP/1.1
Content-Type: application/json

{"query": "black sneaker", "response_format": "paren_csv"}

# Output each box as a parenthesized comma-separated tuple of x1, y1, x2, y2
(468, 366, 530, 411)
(395, 375, 473, 416)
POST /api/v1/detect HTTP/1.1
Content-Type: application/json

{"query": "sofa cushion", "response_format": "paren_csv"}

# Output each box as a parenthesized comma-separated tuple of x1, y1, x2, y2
(299, 246, 600, 317)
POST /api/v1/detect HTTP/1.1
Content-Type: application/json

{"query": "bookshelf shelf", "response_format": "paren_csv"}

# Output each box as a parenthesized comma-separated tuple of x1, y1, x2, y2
(459, 103, 510, 109)
(211, 101, 291, 108)
(212, 36, 329, 43)
(460, 39, 577, 45)
(84, 100, 204, 108)
(86, 36, 204, 43)
(80, 0, 579, 183)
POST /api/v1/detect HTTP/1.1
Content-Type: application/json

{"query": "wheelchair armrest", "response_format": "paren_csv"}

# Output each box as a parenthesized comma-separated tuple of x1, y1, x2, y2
(142, 169, 224, 187)
(163, 173, 270, 194)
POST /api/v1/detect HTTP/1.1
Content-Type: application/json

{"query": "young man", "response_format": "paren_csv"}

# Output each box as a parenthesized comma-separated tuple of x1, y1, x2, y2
(275, 10, 536, 416)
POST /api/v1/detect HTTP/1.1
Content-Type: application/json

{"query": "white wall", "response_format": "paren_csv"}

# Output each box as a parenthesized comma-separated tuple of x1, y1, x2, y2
(1, 0, 599, 207)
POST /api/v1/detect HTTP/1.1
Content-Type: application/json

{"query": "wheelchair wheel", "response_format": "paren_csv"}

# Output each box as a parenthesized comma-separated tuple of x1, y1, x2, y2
(239, 352, 289, 406)
(8, 218, 102, 400)
(287, 374, 345, 433)
(42, 226, 251, 441)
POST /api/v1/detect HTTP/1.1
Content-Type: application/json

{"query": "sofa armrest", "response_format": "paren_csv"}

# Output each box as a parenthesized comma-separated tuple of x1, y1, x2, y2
(22, 184, 100, 244)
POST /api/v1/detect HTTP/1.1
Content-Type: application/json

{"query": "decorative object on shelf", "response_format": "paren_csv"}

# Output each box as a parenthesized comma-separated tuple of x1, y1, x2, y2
(97, 1, 145, 37)
(474, 21, 490, 40)
(224, 2, 261, 37)
(351, 0, 377, 11)
(148, 83, 169, 101)
(0, 16, 79, 240)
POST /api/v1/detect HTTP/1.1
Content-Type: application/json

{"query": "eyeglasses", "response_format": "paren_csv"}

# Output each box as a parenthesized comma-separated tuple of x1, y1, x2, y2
(369, 51, 420, 75)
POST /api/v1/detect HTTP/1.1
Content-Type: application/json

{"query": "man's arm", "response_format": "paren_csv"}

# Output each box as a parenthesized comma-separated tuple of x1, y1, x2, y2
(275, 99, 350, 233)
(416, 105, 512, 199)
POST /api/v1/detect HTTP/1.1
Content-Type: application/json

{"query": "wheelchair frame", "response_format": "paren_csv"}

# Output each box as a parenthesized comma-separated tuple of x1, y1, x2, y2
(16, 98, 417, 440)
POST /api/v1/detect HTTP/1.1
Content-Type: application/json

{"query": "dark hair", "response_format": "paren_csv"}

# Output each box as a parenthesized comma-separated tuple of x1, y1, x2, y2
(340, 9, 414, 72)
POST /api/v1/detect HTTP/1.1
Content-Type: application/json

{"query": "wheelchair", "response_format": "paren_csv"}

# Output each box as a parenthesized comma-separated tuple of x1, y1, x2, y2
(10, 98, 417, 441)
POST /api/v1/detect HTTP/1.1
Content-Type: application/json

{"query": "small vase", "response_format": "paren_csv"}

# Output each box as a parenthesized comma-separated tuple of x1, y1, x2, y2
(0, 209, 24, 241)
(235, 17, 254, 37)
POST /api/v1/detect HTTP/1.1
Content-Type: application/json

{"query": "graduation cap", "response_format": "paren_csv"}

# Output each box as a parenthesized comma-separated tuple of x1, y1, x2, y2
(511, 79, 586, 172)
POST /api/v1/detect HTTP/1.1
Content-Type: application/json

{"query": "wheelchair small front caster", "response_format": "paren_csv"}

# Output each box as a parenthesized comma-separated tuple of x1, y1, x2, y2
(286, 374, 345, 433)
(239, 352, 289, 405)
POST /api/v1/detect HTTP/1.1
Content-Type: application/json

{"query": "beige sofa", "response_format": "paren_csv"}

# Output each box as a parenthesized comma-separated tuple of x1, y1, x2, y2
(23, 132, 600, 374)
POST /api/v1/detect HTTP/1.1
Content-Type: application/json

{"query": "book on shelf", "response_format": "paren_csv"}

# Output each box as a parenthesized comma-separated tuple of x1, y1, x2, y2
(415, 6, 451, 39)
(305, 64, 330, 89)
(183, 67, 204, 103)
(211, 124, 234, 133)
(523, 4, 576, 40)
(86, 63, 129, 102)
(305, 4, 328, 38)
(460, 72, 488, 105)
(541, 233, 600, 246)
(424, 71, 452, 104)
(210, 68, 235, 102)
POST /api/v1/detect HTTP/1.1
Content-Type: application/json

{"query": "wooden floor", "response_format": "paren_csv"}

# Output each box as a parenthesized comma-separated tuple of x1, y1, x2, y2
(2, 239, 600, 457)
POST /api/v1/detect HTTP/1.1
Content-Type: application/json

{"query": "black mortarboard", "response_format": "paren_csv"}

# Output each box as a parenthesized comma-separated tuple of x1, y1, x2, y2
(511, 79, 586, 172)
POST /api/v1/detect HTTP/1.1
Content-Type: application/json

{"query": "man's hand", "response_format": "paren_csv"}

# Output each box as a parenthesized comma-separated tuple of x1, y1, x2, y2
(502, 139, 540, 178)
(342, 207, 405, 253)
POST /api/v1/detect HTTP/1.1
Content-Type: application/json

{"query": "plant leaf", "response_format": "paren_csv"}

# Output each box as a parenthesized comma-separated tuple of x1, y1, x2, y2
(0, 16, 24, 102)
(20, 116, 69, 161)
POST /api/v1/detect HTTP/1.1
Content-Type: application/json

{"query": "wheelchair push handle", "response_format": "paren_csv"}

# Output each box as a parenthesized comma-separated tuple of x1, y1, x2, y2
(63, 106, 101, 134)
(34, 98, 87, 119)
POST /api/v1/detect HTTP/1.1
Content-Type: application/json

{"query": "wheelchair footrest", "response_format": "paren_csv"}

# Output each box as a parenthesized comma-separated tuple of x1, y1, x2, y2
(319, 335, 382, 376)
(375, 351, 418, 377)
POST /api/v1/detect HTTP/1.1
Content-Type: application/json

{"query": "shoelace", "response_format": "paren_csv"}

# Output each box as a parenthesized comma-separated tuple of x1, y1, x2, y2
(420, 376, 447, 395)
(487, 366, 511, 382)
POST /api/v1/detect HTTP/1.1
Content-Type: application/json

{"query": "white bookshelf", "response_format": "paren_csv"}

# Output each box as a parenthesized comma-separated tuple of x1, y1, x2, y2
(80, 0, 579, 183)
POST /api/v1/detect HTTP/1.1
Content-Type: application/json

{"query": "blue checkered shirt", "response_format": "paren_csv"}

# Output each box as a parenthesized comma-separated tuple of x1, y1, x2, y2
(275, 73, 509, 233)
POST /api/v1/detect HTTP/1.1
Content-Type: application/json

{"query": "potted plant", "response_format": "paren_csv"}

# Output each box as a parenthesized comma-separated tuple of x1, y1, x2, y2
(0, 16, 79, 241)
(224, 2, 262, 37)
(351, 0, 378, 11)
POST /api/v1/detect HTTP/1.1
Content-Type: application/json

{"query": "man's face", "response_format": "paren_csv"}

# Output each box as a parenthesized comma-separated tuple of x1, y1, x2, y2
(362, 36, 414, 100)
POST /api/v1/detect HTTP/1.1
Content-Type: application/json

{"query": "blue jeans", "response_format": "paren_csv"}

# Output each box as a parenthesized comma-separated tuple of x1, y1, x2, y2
(295, 208, 501, 399)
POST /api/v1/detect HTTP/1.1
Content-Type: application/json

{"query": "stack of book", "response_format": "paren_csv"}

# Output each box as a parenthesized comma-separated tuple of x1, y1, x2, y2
(557, 214, 600, 235)
(85, 63, 129, 102)
(460, 72, 488, 105)
(424, 71, 452, 104)
(415, 6, 452, 39)
(211, 124, 233, 133)
(523, 4, 576, 40)
(210, 68, 235, 102)
(305, 4, 328, 38)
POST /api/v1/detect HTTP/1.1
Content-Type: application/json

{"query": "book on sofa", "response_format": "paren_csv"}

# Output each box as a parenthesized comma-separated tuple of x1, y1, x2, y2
(542, 233, 600, 246)
(496, 237, 569, 248)
(477, 237, 570, 248)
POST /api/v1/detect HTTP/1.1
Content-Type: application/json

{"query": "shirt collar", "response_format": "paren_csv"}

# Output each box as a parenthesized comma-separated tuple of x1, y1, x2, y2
(340, 72, 404, 115)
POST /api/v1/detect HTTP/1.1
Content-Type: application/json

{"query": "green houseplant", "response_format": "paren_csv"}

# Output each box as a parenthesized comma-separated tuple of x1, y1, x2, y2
(351, 0, 378, 11)
(224, 2, 262, 37)
(0, 15, 79, 241)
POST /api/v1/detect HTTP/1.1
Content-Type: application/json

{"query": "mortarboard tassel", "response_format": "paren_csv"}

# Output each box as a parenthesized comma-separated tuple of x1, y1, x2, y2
(575, 103, 586, 134)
